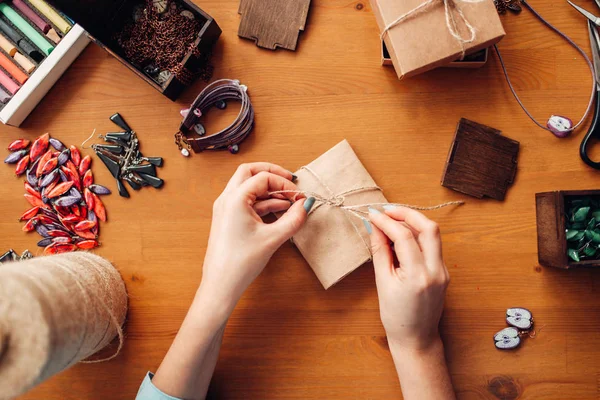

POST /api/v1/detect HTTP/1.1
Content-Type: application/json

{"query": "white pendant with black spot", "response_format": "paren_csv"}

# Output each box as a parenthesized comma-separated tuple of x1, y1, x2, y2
(547, 115, 573, 138)
(494, 327, 521, 350)
(506, 307, 533, 330)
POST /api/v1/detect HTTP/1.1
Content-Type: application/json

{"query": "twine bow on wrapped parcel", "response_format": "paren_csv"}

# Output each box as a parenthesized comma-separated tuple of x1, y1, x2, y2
(381, 0, 486, 59)
(270, 166, 463, 257)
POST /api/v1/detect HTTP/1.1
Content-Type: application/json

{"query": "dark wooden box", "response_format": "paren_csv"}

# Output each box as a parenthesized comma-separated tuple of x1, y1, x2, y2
(46, 0, 221, 100)
(536, 190, 600, 269)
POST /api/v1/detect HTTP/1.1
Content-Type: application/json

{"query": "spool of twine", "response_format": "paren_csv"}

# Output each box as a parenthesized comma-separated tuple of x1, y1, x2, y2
(0, 252, 128, 400)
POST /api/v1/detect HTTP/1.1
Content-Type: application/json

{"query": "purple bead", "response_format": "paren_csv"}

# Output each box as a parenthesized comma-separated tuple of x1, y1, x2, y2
(49, 137, 66, 151)
(547, 115, 573, 138)
(228, 144, 239, 154)
(4, 150, 27, 164)
(57, 149, 70, 165)
(54, 195, 80, 207)
(88, 184, 112, 195)
(40, 169, 59, 187)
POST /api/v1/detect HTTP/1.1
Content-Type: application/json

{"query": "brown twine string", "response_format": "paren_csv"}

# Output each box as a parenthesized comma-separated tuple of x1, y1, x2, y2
(51, 258, 125, 364)
(0, 253, 128, 399)
(270, 166, 464, 257)
(380, 0, 485, 59)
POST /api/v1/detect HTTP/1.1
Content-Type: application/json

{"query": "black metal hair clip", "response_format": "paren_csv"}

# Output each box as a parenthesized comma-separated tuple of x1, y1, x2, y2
(0, 249, 33, 264)
(84, 113, 164, 198)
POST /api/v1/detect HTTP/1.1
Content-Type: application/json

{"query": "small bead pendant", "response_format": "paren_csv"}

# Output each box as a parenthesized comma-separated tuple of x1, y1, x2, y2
(181, 148, 190, 157)
(153, 0, 168, 13)
(194, 123, 206, 136)
(228, 144, 240, 154)
(215, 100, 227, 110)
(143, 64, 160, 77)
(157, 70, 171, 85)
(547, 115, 573, 138)
(180, 10, 195, 20)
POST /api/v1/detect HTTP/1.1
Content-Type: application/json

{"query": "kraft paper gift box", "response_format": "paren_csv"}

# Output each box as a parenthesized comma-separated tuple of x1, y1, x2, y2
(287, 140, 387, 289)
(370, 0, 505, 79)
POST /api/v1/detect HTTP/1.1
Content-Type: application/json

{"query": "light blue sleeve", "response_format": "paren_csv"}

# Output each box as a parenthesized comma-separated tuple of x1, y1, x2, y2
(136, 372, 183, 400)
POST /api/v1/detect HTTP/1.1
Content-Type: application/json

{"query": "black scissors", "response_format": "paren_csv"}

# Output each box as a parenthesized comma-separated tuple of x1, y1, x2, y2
(569, 1, 600, 168)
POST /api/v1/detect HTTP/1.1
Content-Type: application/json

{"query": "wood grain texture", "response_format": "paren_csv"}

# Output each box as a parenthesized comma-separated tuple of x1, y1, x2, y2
(0, 0, 599, 398)
(442, 118, 519, 200)
(238, 0, 311, 50)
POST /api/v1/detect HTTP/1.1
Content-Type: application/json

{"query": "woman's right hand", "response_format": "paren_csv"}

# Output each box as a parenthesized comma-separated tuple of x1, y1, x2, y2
(367, 206, 450, 352)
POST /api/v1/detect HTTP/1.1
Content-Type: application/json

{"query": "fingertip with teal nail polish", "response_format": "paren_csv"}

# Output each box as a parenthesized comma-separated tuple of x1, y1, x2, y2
(304, 197, 315, 213)
(363, 219, 373, 234)
(290, 172, 298, 182)
(368, 207, 381, 214)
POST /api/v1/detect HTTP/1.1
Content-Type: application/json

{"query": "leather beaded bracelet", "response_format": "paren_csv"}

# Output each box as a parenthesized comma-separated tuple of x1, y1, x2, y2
(175, 79, 254, 156)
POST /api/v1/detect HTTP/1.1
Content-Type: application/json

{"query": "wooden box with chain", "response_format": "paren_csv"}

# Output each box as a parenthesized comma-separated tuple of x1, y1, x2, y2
(46, 0, 221, 100)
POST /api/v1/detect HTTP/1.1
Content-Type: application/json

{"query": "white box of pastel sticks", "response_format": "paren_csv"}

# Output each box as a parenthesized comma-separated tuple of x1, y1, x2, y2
(0, 23, 88, 127)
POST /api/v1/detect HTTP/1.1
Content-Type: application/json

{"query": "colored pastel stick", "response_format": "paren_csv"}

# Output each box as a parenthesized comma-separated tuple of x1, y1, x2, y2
(0, 32, 16, 56)
(0, 85, 10, 104)
(0, 51, 28, 84)
(0, 68, 19, 94)
(46, 28, 60, 44)
(0, 4, 54, 55)
(14, 52, 35, 73)
(0, 17, 44, 62)
(12, 0, 50, 33)
(26, 0, 71, 34)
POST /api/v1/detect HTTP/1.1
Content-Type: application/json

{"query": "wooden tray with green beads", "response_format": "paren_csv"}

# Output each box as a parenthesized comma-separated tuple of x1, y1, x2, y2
(536, 190, 600, 268)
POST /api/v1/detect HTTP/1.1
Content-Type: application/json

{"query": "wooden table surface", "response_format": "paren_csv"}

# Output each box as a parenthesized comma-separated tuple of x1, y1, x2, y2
(3, 0, 600, 399)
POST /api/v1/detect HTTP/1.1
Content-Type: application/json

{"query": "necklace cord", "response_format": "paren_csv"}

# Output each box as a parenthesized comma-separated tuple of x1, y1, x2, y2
(178, 79, 254, 152)
(496, 0, 596, 133)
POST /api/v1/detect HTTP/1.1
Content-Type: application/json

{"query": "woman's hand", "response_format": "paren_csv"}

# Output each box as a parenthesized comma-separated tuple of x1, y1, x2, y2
(367, 206, 454, 400)
(368, 206, 449, 352)
(152, 163, 312, 400)
(199, 162, 311, 315)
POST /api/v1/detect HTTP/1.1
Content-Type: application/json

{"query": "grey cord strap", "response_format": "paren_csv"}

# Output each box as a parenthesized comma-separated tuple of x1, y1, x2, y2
(495, 0, 596, 134)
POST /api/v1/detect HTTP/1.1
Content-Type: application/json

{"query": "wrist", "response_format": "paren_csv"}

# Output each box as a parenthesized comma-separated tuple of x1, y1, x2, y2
(189, 285, 237, 327)
(388, 334, 444, 359)
(388, 334, 455, 400)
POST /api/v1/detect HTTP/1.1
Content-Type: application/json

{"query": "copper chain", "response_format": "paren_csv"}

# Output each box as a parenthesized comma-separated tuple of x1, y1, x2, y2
(116, 0, 210, 82)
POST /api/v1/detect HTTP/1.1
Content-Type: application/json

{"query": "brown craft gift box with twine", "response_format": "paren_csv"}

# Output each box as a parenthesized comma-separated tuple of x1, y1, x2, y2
(286, 140, 388, 289)
(370, 0, 505, 79)
(281, 140, 463, 289)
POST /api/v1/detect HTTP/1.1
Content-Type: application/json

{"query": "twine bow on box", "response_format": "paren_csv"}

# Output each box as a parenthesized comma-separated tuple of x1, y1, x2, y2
(270, 166, 464, 257)
(381, 0, 486, 60)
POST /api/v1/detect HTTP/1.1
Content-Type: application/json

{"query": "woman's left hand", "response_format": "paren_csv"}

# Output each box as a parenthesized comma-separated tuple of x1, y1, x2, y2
(198, 162, 311, 315)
